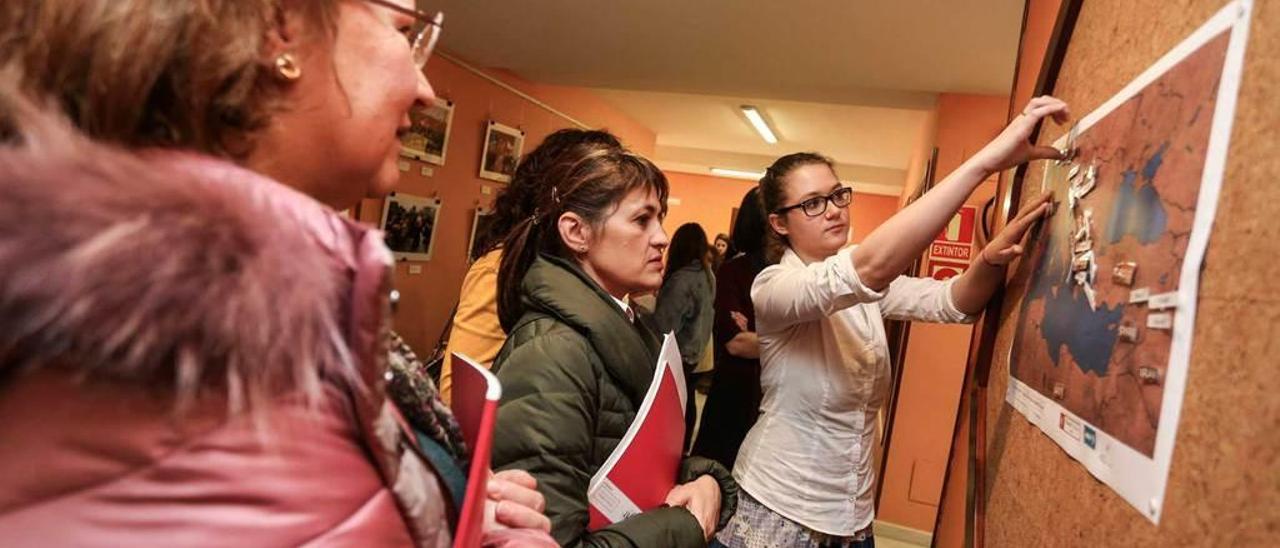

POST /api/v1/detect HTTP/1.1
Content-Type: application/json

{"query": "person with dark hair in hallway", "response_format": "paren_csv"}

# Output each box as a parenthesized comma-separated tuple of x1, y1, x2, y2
(711, 232, 732, 272)
(692, 187, 770, 469)
(655, 222, 717, 451)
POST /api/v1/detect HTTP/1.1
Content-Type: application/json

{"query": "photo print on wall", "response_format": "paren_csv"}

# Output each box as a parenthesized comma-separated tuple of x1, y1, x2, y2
(380, 192, 442, 261)
(400, 98, 455, 165)
(479, 121, 524, 183)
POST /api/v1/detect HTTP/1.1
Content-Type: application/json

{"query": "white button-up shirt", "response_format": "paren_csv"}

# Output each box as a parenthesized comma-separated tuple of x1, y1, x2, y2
(733, 246, 975, 535)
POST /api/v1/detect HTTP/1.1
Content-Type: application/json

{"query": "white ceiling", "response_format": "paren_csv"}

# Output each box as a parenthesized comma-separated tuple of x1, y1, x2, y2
(426, 0, 1024, 193)
(589, 89, 930, 194)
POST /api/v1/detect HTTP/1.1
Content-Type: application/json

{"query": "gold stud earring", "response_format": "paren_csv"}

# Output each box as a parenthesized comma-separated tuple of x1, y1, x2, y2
(275, 53, 302, 81)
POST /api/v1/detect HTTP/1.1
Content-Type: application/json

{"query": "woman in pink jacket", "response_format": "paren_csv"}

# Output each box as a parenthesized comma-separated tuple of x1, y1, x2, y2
(0, 1, 552, 546)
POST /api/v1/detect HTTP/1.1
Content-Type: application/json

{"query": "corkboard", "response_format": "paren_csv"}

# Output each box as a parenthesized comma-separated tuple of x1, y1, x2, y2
(982, 0, 1280, 545)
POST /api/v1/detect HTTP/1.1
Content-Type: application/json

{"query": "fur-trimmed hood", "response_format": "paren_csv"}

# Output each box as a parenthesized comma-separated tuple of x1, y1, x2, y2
(0, 90, 486, 546)
(0, 107, 393, 412)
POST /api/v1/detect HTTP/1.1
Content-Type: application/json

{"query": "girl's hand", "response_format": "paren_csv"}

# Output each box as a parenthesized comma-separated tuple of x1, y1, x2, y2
(971, 96, 1072, 174)
(730, 311, 750, 332)
(664, 475, 722, 540)
(980, 191, 1054, 266)
(485, 469, 551, 532)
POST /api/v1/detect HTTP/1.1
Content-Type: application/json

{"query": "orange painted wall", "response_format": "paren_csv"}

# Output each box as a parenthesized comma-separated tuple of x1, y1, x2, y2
(663, 172, 757, 239)
(359, 55, 657, 355)
(932, 2, 1062, 546)
(876, 93, 1010, 533)
(848, 193, 902, 245)
(480, 68, 657, 156)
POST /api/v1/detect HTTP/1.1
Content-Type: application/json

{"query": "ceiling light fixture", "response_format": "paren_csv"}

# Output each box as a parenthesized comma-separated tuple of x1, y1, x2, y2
(710, 168, 766, 180)
(740, 105, 778, 144)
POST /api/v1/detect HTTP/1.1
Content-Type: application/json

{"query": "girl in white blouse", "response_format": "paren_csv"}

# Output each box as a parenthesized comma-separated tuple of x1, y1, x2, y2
(714, 96, 1069, 548)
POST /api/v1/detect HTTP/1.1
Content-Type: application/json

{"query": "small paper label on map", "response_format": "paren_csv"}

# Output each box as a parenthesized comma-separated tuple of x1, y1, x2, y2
(1112, 262, 1137, 286)
(1147, 312, 1173, 330)
(1075, 178, 1096, 199)
(1118, 322, 1140, 343)
(1129, 287, 1151, 304)
(1083, 284, 1098, 311)
(1147, 291, 1179, 310)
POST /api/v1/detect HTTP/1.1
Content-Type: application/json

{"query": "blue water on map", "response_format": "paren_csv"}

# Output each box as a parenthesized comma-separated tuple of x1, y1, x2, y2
(1021, 200, 1127, 376)
(1039, 287, 1125, 376)
(1106, 143, 1170, 244)
(1015, 142, 1175, 377)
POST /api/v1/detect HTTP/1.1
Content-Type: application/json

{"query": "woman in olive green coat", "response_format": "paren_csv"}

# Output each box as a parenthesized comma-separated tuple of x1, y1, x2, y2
(489, 130, 738, 547)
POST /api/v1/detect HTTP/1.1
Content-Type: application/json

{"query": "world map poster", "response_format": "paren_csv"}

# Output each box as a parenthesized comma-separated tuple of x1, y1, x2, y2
(1003, 1, 1252, 524)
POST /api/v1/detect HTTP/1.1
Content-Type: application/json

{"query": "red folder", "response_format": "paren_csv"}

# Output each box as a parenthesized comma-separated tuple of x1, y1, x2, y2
(450, 353, 502, 548)
(587, 333, 687, 529)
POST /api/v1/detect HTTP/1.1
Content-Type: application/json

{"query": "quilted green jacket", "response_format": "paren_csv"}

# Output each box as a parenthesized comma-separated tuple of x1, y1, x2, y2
(491, 254, 739, 547)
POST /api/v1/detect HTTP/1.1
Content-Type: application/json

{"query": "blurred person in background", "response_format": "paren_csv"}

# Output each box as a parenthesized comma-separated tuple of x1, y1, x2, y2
(692, 188, 768, 470)
(711, 232, 732, 273)
(655, 222, 717, 451)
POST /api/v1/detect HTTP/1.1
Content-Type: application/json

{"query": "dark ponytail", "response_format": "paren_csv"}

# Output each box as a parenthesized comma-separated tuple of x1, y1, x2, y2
(495, 133, 669, 332)
(477, 129, 622, 257)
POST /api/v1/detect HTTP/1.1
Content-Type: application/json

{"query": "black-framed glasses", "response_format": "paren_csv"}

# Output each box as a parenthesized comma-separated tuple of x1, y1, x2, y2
(775, 187, 854, 217)
(365, 0, 443, 69)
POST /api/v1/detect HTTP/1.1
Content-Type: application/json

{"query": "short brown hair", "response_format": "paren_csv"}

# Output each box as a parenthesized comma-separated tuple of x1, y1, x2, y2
(0, 1, 337, 158)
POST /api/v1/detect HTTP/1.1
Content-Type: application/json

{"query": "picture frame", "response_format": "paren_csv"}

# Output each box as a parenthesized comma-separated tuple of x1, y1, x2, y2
(467, 207, 495, 263)
(379, 192, 442, 262)
(478, 121, 524, 183)
(400, 99, 455, 165)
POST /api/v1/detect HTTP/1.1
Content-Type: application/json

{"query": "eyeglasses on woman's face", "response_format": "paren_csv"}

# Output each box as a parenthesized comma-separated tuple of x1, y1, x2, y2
(775, 186, 854, 217)
(364, 0, 443, 69)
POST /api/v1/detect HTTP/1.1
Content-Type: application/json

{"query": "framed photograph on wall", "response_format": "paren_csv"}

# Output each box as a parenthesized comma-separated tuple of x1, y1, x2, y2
(467, 207, 494, 263)
(400, 99, 454, 165)
(478, 121, 524, 183)
(379, 192, 442, 261)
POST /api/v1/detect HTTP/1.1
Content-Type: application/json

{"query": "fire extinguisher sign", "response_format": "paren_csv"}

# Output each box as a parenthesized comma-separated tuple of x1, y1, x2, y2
(927, 206, 977, 281)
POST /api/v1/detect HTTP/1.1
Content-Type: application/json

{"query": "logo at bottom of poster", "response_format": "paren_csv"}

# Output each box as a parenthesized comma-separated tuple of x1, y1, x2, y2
(1058, 412, 1084, 441)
